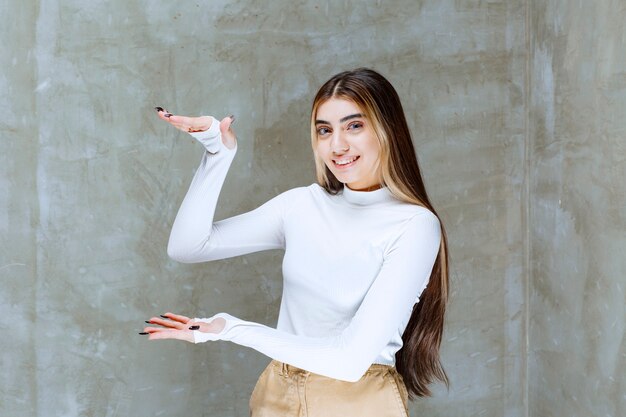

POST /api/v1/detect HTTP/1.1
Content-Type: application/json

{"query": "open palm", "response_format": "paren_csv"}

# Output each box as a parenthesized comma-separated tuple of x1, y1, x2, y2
(142, 312, 225, 343)
(155, 107, 237, 150)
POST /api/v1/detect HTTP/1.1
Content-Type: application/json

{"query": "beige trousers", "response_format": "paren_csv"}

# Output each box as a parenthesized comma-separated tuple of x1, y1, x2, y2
(249, 359, 410, 417)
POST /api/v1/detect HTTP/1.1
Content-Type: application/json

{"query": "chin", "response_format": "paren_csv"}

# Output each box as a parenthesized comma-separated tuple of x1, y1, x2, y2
(332, 174, 353, 184)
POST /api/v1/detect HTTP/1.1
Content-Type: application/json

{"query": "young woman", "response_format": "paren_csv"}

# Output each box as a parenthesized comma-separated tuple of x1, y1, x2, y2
(142, 68, 449, 416)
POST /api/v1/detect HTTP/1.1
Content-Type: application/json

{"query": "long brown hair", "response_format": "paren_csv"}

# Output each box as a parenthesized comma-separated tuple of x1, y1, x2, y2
(310, 68, 450, 399)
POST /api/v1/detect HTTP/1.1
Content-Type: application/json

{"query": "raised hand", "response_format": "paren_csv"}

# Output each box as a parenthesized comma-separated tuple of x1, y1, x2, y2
(140, 312, 226, 343)
(155, 107, 237, 150)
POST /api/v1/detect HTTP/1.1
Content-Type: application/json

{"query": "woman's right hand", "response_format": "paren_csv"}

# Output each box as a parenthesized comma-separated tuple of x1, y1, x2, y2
(155, 107, 237, 150)
(140, 312, 226, 343)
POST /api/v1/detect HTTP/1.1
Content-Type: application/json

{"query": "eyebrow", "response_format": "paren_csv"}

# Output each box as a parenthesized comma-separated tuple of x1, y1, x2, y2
(315, 113, 365, 125)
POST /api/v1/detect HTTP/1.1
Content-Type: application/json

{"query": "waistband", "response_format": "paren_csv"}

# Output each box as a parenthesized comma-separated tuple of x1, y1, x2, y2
(270, 359, 397, 378)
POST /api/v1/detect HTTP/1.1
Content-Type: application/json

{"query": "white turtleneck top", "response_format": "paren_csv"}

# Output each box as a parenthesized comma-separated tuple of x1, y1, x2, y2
(167, 118, 441, 382)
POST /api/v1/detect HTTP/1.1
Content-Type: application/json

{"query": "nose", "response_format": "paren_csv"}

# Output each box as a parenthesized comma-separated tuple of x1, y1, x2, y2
(330, 131, 350, 154)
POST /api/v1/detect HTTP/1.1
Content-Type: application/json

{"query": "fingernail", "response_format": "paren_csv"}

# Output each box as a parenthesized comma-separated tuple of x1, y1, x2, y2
(145, 321, 151, 324)
(189, 325, 200, 330)
(164, 113, 172, 118)
(155, 106, 164, 112)
(139, 332, 149, 335)
(160, 315, 168, 319)
(229, 115, 235, 123)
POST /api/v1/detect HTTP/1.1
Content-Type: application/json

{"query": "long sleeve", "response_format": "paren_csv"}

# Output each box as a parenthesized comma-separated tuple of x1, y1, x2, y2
(193, 210, 442, 382)
(167, 118, 289, 263)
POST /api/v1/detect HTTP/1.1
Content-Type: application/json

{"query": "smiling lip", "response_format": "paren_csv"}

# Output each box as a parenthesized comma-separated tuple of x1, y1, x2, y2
(332, 155, 360, 168)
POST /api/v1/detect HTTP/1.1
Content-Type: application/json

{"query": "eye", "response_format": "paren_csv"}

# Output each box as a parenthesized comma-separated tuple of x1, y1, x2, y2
(347, 121, 363, 131)
(316, 126, 331, 136)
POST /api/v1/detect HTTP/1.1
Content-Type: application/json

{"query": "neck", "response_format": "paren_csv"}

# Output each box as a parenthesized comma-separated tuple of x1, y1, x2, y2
(341, 183, 394, 206)
(347, 183, 383, 192)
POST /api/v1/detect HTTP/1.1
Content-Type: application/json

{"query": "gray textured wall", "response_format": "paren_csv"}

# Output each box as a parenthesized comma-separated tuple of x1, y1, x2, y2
(529, 1, 626, 417)
(0, 1, 622, 417)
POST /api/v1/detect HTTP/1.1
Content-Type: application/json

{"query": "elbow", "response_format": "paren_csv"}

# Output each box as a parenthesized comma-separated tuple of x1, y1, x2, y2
(339, 363, 369, 383)
(167, 229, 219, 263)
(167, 240, 194, 263)
(342, 372, 366, 383)
(331, 350, 372, 383)
(167, 235, 207, 263)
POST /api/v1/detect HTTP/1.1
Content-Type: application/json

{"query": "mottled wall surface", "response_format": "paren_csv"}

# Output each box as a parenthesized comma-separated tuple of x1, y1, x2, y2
(529, 1, 626, 417)
(1, 2, 39, 417)
(0, 1, 558, 416)
(401, 2, 528, 416)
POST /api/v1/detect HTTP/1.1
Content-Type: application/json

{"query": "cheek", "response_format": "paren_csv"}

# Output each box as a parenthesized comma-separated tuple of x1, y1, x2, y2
(314, 145, 328, 167)
(361, 142, 380, 161)
(368, 138, 382, 160)
(315, 141, 329, 159)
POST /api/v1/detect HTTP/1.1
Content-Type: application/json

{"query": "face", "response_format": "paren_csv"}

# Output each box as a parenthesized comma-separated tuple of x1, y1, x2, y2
(314, 98, 382, 191)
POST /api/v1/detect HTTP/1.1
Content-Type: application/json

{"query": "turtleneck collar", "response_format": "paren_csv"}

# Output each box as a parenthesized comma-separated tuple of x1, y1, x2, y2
(340, 184, 395, 206)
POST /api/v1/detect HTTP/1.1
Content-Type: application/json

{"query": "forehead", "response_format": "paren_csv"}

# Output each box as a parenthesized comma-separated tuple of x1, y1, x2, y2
(316, 98, 363, 122)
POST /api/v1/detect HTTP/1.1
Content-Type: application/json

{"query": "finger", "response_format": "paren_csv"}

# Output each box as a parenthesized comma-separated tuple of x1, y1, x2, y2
(166, 114, 190, 126)
(148, 329, 193, 343)
(161, 114, 188, 130)
(161, 312, 191, 324)
(147, 317, 184, 329)
(154, 109, 191, 132)
(168, 115, 213, 132)
(219, 115, 237, 149)
(142, 326, 163, 333)
(187, 322, 214, 332)
(155, 107, 173, 120)
(219, 115, 234, 132)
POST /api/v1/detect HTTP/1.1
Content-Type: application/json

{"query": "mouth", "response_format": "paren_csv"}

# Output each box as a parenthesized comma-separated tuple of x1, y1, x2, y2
(332, 155, 360, 168)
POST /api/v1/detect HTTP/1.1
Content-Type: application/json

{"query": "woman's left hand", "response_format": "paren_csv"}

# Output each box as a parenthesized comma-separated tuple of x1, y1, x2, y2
(141, 312, 226, 342)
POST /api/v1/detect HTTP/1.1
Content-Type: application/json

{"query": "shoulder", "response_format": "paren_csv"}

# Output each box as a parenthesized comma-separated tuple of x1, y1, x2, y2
(274, 184, 320, 200)
(275, 183, 330, 201)
(385, 195, 440, 222)
(389, 204, 440, 241)
(409, 205, 440, 223)
(268, 184, 327, 210)
(383, 206, 441, 256)
(402, 207, 441, 242)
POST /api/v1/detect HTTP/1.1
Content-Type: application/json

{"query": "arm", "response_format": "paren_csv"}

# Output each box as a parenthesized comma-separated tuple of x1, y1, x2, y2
(193, 210, 442, 382)
(165, 115, 287, 263)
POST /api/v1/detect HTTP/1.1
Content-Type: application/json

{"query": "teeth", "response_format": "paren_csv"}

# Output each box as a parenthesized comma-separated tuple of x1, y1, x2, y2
(335, 156, 357, 165)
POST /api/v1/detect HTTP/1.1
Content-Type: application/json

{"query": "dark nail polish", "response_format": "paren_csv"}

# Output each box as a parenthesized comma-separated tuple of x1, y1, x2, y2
(139, 332, 149, 335)
(164, 113, 172, 118)
(155, 106, 164, 112)
(145, 321, 151, 324)
(189, 325, 200, 330)
(160, 315, 168, 319)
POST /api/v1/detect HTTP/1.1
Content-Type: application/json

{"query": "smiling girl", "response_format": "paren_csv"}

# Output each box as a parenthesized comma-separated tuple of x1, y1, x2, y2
(144, 68, 449, 416)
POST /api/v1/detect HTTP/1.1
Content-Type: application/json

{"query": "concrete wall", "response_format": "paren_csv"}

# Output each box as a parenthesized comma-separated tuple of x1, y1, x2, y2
(529, 1, 626, 416)
(1, 2, 39, 416)
(0, 1, 622, 416)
